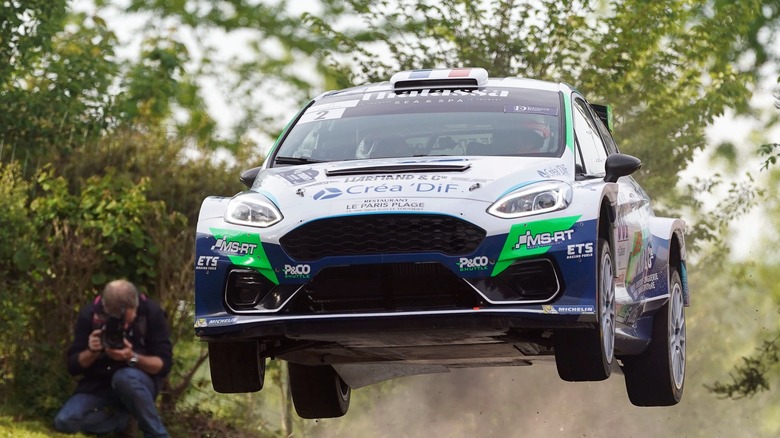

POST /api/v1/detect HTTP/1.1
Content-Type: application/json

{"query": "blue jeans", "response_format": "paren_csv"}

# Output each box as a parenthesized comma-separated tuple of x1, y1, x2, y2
(54, 367, 168, 437)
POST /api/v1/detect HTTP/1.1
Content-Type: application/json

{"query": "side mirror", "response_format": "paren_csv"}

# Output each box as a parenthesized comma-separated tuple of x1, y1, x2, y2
(604, 154, 641, 183)
(239, 167, 262, 188)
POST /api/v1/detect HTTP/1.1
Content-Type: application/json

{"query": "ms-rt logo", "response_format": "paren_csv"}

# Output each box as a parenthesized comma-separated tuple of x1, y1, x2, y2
(514, 229, 574, 250)
(211, 238, 258, 255)
(313, 188, 342, 200)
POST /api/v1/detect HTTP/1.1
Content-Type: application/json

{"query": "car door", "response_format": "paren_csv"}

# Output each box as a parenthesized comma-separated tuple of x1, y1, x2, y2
(572, 97, 654, 315)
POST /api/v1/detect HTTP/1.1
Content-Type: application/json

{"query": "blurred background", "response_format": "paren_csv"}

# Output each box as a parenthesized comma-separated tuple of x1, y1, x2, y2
(1, 1, 779, 436)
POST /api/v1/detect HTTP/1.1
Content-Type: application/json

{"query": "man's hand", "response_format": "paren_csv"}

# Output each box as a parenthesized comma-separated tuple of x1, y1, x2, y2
(104, 338, 135, 362)
(78, 329, 107, 368)
(87, 329, 103, 353)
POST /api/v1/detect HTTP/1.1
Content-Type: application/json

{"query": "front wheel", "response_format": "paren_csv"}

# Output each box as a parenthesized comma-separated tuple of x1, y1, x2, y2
(555, 238, 615, 381)
(288, 363, 351, 419)
(208, 341, 265, 393)
(622, 269, 686, 406)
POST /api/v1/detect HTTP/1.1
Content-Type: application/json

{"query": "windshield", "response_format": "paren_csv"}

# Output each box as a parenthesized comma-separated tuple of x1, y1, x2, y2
(273, 88, 562, 164)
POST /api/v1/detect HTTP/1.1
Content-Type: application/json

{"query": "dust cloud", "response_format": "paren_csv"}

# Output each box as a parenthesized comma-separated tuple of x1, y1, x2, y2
(307, 362, 771, 438)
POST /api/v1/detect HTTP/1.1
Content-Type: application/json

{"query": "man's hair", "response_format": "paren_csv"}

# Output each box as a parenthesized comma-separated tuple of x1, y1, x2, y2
(102, 279, 139, 317)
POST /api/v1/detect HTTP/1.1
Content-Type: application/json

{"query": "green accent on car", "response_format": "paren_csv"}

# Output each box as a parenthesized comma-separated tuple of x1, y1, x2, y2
(492, 215, 582, 276)
(209, 228, 279, 284)
(605, 105, 614, 131)
(563, 95, 574, 151)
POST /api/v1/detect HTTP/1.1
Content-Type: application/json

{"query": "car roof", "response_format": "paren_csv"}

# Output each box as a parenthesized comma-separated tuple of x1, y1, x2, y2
(313, 68, 576, 102)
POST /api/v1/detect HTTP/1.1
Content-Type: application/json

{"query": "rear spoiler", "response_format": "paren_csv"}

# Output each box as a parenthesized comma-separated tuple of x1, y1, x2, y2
(591, 104, 614, 132)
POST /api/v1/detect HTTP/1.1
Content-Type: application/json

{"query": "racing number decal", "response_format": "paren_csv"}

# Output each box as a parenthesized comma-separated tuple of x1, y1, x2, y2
(297, 108, 346, 124)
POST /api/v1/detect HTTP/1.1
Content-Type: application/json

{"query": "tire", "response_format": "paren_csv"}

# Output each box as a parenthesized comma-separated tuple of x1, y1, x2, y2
(208, 341, 265, 393)
(622, 269, 686, 406)
(555, 238, 615, 381)
(288, 363, 351, 419)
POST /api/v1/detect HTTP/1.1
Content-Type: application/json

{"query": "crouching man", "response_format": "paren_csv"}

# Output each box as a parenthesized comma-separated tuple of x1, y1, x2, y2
(54, 279, 173, 437)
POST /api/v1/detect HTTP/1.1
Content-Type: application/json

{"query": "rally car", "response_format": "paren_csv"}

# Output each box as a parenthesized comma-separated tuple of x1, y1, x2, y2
(195, 68, 689, 418)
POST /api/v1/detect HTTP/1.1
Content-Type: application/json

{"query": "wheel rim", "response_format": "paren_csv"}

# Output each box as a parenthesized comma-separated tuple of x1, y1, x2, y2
(336, 376, 350, 402)
(669, 280, 686, 389)
(600, 249, 615, 364)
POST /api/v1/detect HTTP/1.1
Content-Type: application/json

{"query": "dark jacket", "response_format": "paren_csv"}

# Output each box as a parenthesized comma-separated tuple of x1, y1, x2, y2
(66, 294, 173, 395)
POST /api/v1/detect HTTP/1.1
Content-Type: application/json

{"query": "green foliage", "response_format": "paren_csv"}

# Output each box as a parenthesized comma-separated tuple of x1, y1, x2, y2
(0, 414, 87, 438)
(707, 336, 780, 399)
(0, 161, 186, 418)
(305, 0, 777, 205)
(0, 1, 68, 87)
(758, 95, 780, 170)
(0, 163, 44, 385)
(681, 172, 763, 251)
(0, 13, 119, 175)
(30, 167, 168, 286)
(703, 167, 780, 406)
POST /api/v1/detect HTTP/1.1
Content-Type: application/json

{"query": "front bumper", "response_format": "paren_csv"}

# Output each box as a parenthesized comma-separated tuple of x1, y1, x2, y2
(195, 213, 600, 339)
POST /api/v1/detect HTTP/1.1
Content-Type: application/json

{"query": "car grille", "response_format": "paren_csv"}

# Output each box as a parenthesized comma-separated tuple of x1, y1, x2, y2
(284, 263, 480, 314)
(279, 214, 486, 261)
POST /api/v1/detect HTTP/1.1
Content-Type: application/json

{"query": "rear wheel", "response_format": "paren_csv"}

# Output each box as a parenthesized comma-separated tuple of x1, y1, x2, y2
(288, 363, 351, 419)
(623, 269, 686, 406)
(208, 341, 265, 393)
(555, 238, 615, 381)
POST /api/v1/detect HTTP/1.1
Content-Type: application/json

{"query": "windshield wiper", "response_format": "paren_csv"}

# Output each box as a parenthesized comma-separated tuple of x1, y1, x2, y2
(274, 156, 325, 165)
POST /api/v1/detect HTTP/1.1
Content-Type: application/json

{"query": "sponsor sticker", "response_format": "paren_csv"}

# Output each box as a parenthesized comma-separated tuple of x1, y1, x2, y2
(361, 89, 510, 103)
(343, 174, 451, 182)
(504, 104, 559, 116)
(208, 229, 279, 285)
(204, 317, 238, 326)
(458, 256, 491, 272)
(616, 305, 633, 324)
(314, 187, 343, 200)
(514, 229, 574, 250)
(492, 215, 582, 276)
(343, 198, 427, 213)
(566, 243, 594, 260)
(283, 264, 311, 279)
(277, 168, 319, 185)
(196, 256, 219, 271)
(537, 164, 568, 178)
(627, 271, 659, 297)
(211, 238, 258, 256)
(314, 182, 460, 200)
(542, 305, 595, 314)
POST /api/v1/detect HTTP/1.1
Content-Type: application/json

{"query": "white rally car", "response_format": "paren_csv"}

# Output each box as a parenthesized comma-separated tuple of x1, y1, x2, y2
(195, 68, 689, 418)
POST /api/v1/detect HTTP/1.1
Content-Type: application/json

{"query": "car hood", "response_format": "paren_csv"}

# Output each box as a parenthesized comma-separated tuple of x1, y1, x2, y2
(252, 156, 574, 208)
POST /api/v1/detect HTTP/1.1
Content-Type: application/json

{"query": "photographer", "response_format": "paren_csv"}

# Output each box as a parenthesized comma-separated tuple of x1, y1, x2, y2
(54, 279, 173, 437)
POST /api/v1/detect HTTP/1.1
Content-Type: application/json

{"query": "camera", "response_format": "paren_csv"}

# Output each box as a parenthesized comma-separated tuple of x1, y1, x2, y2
(102, 315, 127, 349)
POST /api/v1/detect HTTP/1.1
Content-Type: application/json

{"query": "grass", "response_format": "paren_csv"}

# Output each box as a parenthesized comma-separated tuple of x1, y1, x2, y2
(0, 415, 89, 438)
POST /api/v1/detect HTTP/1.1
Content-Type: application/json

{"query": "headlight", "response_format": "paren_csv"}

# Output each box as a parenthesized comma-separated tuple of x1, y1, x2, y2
(488, 181, 572, 219)
(224, 193, 283, 227)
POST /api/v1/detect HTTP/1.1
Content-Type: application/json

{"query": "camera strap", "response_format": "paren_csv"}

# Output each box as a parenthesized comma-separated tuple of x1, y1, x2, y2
(91, 295, 108, 330)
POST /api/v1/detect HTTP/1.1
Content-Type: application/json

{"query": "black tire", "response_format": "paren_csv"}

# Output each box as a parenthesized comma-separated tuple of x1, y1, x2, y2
(622, 269, 686, 406)
(208, 341, 265, 393)
(555, 238, 615, 381)
(288, 363, 351, 419)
